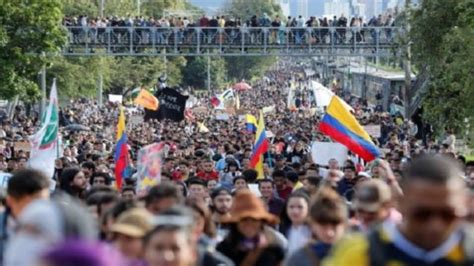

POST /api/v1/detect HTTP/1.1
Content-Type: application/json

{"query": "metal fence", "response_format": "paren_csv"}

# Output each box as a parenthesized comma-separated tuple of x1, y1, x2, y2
(63, 26, 402, 57)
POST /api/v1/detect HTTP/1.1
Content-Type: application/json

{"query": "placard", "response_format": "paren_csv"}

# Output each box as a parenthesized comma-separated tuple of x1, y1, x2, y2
(363, 125, 381, 138)
(108, 94, 123, 103)
(0, 172, 12, 188)
(311, 141, 348, 166)
(215, 113, 230, 121)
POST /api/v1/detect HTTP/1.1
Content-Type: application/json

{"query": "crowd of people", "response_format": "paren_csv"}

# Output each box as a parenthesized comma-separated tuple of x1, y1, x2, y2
(0, 59, 473, 266)
(62, 12, 398, 47)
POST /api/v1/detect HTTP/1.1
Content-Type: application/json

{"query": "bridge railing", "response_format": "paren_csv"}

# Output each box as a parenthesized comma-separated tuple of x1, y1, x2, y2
(63, 26, 401, 55)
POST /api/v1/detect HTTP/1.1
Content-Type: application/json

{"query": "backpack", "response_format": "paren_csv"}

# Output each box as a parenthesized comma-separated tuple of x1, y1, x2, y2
(368, 225, 474, 266)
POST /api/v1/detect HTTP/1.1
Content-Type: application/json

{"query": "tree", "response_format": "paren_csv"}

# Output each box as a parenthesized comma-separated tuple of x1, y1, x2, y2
(47, 56, 114, 98)
(182, 57, 227, 90)
(108, 56, 185, 94)
(223, 0, 282, 83)
(0, 0, 66, 100)
(225, 56, 275, 82)
(411, 0, 474, 134)
(226, 0, 282, 20)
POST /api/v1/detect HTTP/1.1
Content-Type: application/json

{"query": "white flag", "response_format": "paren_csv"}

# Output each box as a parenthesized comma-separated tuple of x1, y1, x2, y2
(28, 80, 59, 179)
(311, 81, 354, 111)
(215, 88, 235, 110)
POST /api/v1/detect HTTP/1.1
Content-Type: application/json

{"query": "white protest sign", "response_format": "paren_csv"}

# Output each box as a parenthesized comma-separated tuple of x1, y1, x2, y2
(262, 105, 275, 113)
(248, 184, 262, 197)
(0, 172, 12, 188)
(108, 94, 123, 103)
(265, 130, 275, 138)
(215, 113, 230, 121)
(129, 114, 144, 127)
(364, 125, 381, 138)
(311, 142, 348, 166)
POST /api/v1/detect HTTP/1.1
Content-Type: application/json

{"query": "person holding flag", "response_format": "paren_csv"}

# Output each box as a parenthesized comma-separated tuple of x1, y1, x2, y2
(28, 79, 60, 180)
(249, 111, 269, 179)
(245, 114, 257, 133)
(114, 107, 131, 189)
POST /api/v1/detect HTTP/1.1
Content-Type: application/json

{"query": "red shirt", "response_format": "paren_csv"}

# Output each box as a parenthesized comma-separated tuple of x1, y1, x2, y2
(277, 186, 293, 201)
(196, 170, 219, 181)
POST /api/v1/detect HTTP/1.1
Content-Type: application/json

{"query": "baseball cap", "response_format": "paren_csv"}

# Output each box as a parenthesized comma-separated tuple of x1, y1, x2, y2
(352, 179, 391, 212)
(110, 208, 153, 238)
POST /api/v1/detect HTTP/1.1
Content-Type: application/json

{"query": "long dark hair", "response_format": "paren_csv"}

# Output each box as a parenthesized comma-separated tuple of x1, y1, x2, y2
(279, 192, 310, 237)
(59, 167, 83, 198)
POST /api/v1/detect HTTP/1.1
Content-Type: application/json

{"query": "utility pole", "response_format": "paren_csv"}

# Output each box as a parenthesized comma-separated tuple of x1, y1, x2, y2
(40, 63, 46, 118)
(100, 0, 104, 18)
(207, 53, 211, 91)
(403, 0, 412, 118)
(137, 0, 141, 16)
(98, 73, 103, 107)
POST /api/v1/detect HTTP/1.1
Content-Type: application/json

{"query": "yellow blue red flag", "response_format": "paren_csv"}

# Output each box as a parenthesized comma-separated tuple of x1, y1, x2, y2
(114, 107, 130, 189)
(249, 111, 269, 179)
(319, 96, 380, 161)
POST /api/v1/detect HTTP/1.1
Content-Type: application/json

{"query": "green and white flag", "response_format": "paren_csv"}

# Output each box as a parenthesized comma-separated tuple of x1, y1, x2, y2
(28, 79, 59, 179)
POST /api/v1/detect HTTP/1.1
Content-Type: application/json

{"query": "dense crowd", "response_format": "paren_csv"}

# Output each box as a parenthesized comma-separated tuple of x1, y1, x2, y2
(0, 60, 473, 266)
(62, 12, 398, 46)
(63, 13, 397, 28)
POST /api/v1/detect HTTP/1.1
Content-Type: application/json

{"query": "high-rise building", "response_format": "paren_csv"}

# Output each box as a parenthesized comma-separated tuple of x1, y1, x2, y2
(308, 0, 325, 17)
(324, 0, 350, 17)
(280, 0, 291, 17)
(366, 0, 383, 17)
(290, 0, 308, 18)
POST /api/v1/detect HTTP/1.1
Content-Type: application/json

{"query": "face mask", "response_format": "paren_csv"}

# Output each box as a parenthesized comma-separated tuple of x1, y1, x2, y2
(4, 233, 52, 266)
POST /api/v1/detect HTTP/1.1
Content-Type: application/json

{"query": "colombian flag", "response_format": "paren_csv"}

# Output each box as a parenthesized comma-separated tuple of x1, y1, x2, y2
(249, 111, 269, 179)
(134, 89, 159, 110)
(114, 107, 130, 189)
(319, 96, 380, 161)
(246, 114, 257, 133)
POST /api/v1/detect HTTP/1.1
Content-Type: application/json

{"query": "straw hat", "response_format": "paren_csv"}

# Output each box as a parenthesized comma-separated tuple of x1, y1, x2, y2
(110, 208, 153, 238)
(222, 189, 279, 225)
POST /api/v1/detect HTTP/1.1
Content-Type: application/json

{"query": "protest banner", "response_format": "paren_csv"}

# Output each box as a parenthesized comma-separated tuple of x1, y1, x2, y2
(311, 141, 348, 166)
(137, 143, 164, 193)
(145, 88, 189, 122)
(363, 125, 382, 138)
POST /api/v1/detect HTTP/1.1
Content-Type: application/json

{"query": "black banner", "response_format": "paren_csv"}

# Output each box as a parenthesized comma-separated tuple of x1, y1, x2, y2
(145, 88, 188, 122)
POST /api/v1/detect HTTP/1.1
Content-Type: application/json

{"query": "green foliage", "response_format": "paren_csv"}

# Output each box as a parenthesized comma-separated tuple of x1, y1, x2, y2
(222, 0, 282, 83)
(182, 57, 227, 90)
(0, 0, 66, 100)
(225, 56, 276, 82)
(47, 56, 113, 98)
(108, 56, 184, 93)
(141, 0, 187, 18)
(411, 0, 474, 134)
(62, 0, 98, 17)
(226, 0, 283, 20)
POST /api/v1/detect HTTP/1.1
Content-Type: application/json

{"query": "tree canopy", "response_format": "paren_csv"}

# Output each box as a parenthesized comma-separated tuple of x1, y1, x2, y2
(411, 0, 474, 134)
(0, 0, 66, 100)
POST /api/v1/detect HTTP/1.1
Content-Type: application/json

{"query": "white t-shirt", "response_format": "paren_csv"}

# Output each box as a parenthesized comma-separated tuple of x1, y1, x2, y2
(286, 225, 311, 255)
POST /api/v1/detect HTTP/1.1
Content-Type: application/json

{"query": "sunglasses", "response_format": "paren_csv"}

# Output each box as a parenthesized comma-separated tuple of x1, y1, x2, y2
(410, 208, 460, 223)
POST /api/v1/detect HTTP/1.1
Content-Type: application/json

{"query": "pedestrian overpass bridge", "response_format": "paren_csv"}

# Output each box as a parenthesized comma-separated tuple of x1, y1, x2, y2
(63, 26, 402, 57)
